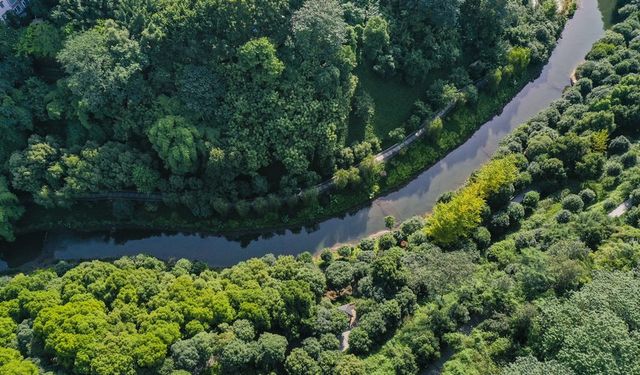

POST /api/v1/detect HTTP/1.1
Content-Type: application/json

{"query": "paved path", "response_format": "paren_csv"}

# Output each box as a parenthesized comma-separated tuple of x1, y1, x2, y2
(608, 199, 632, 218)
(340, 330, 351, 352)
(511, 189, 536, 203)
(375, 102, 456, 163)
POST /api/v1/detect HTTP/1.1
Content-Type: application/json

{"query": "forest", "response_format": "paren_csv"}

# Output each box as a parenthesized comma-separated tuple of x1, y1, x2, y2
(0, 0, 571, 238)
(2, 0, 640, 373)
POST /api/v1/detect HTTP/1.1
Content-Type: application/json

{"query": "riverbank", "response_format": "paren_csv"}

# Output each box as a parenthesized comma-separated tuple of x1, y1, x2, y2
(7, 1, 580, 238)
(13, 66, 544, 237)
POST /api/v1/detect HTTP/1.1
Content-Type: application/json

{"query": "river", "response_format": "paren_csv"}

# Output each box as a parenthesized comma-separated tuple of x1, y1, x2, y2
(0, 0, 610, 271)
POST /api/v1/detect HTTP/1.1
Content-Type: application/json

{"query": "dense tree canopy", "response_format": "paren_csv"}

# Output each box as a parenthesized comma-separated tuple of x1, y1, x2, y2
(0, 0, 570, 233)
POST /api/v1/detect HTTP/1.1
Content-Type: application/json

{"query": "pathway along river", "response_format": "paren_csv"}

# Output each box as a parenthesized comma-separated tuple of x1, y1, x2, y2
(0, 0, 609, 271)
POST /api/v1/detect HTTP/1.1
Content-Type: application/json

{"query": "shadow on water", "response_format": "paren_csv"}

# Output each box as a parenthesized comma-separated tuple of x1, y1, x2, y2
(598, 0, 620, 28)
(0, 0, 607, 271)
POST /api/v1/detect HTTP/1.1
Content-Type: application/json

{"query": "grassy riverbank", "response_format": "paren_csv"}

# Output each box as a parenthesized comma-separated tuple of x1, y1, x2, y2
(14, 66, 543, 236)
(350, 65, 434, 143)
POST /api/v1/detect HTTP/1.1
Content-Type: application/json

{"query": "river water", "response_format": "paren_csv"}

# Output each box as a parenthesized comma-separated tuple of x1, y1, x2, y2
(0, 0, 609, 271)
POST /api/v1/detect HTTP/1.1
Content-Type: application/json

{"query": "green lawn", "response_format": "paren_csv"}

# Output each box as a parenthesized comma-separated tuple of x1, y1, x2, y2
(348, 65, 431, 144)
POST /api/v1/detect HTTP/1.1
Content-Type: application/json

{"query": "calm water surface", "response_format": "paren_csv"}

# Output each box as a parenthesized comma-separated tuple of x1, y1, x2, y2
(0, 0, 608, 270)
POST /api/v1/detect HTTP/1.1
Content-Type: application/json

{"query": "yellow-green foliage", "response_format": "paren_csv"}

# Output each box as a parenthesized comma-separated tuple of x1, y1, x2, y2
(506, 46, 532, 75)
(426, 187, 486, 246)
(472, 156, 519, 198)
(426, 156, 518, 246)
(0, 348, 38, 375)
(0, 255, 323, 375)
(591, 130, 609, 153)
(592, 227, 640, 271)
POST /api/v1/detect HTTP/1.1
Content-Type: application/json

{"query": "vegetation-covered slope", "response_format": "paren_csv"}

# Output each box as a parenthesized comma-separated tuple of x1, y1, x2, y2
(0, 0, 569, 238)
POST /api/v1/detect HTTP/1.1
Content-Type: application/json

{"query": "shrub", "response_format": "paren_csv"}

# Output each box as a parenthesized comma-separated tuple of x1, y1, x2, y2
(359, 238, 375, 251)
(320, 249, 333, 263)
(573, 211, 613, 249)
(522, 191, 540, 213)
(514, 171, 532, 190)
(334, 167, 361, 189)
(605, 160, 623, 177)
(487, 184, 515, 209)
(491, 211, 511, 233)
(564, 88, 583, 104)
(625, 206, 640, 227)
(507, 141, 523, 153)
(601, 176, 618, 190)
(578, 189, 596, 205)
(235, 200, 251, 217)
(576, 152, 605, 179)
(357, 250, 375, 263)
(437, 191, 454, 204)
(348, 328, 371, 354)
(400, 217, 424, 237)
(388, 127, 405, 143)
(337, 246, 352, 258)
(575, 77, 593, 95)
(384, 215, 396, 229)
(407, 330, 439, 365)
(630, 189, 640, 206)
(562, 194, 584, 212)
(488, 239, 517, 266)
(319, 334, 340, 351)
(480, 203, 492, 222)
(427, 117, 443, 140)
(621, 152, 637, 168)
(609, 135, 630, 154)
(378, 233, 396, 250)
(473, 227, 491, 249)
(556, 209, 572, 223)
(392, 229, 404, 243)
(603, 199, 618, 211)
(514, 231, 538, 249)
(507, 202, 525, 223)
(407, 231, 429, 246)
(325, 261, 355, 290)
(458, 239, 478, 253)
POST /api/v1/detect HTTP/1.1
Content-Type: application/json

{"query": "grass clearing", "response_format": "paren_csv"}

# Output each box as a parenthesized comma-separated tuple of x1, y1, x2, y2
(348, 65, 432, 144)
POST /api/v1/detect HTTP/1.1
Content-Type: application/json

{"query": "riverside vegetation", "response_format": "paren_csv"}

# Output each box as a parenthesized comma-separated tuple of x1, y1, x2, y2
(3, 0, 640, 374)
(0, 0, 571, 238)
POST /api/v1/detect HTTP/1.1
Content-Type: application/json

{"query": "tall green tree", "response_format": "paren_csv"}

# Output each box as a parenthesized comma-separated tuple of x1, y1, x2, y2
(0, 177, 24, 241)
(147, 116, 199, 175)
(57, 20, 147, 119)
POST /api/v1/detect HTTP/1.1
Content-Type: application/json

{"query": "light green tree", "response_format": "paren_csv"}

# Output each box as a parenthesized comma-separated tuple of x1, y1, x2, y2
(147, 116, 199, 175)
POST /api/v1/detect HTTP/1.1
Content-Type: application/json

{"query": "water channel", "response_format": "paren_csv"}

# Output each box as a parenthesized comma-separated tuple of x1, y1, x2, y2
(0, 0, 610, 271)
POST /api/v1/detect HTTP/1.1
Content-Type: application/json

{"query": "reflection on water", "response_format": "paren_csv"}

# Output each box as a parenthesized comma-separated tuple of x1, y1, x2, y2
(598, 0, 619, 28)
(0, 0, 606, 270)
